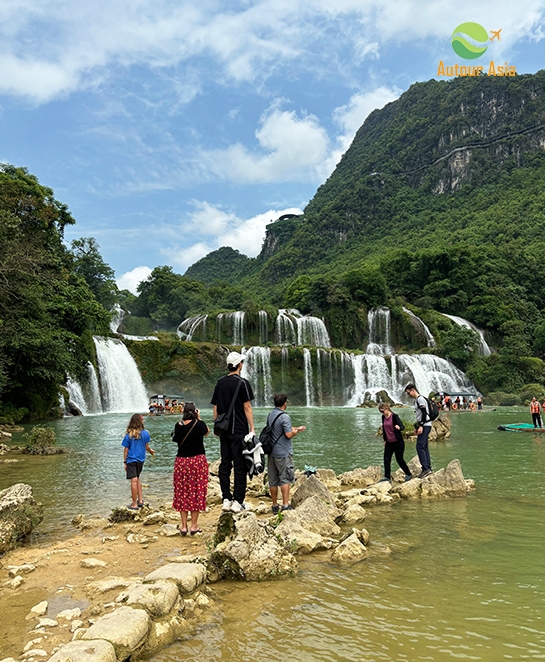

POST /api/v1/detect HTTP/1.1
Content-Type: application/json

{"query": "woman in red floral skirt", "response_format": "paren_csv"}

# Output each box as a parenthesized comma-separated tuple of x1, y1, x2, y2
(172, 402, 209, 535)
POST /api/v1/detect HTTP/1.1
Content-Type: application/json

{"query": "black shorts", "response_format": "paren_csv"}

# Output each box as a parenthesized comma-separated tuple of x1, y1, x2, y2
(126, 461, 144, 479)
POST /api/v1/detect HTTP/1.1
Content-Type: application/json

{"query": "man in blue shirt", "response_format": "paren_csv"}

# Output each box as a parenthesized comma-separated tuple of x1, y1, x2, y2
(267, 393, 306, 513)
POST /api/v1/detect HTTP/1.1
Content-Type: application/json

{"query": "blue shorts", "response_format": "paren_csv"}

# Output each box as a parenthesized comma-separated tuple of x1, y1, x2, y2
(126, 462, 144, 479)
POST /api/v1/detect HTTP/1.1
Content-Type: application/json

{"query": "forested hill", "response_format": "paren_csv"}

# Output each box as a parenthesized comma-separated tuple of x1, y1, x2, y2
(248, 70, 545, 290)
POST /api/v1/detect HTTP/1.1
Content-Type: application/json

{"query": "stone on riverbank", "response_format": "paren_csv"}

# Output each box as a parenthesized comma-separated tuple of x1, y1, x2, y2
(282, 495, 341, 537)
(82, 606, 150, 659)
(0, 483, 43, 553)
(144, 563, 207, 593)
(48, 639, 117, 662)
(275, 520, 325, 554)
(338, 466, 382, 487)
(116, 580, 179, 617)
(331, 533, 369, 565)
(210, 512, 297, 581)
(291, 474, 337, 508)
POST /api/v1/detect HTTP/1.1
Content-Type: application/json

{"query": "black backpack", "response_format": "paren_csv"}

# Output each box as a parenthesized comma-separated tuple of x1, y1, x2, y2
(259, 411, 284, 454)
(424, 397, 440, 422)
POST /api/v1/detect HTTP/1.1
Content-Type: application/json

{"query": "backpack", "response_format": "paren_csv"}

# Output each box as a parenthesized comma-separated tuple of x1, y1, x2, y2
(424, 397, 440, 422)
(259, 411, 285, 454)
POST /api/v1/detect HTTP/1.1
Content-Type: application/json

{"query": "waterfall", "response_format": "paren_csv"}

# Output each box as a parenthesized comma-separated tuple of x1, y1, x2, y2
(110, 303, 125, 333)
(303, 348, 315, 406)
(403, 307, 436, 347)
(177, 315, 208, 342)
(66, 377, 89, 415)
(258, 311, 268, 345)
(440, 313, 492, 356)
(241, 347, 273, 407)
(93, 337, 149, 413)
(348, 352, 475, 406)
(275, 309, 298, 345)
(216, 312, 245, 345)
(281, 347, 288, 388)
(275, 309, 331, 347)
(83, 363, 103, 414)
(367, 307, 394, 355)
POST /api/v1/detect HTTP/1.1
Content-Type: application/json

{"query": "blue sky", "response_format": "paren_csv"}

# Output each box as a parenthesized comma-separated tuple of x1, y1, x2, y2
(1, 1, 545, 293)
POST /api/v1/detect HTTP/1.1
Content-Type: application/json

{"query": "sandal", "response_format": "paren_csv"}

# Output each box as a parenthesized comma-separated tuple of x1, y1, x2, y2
(179, 528, 188, 536)
(137, 502, 145, 508)
(190, 528, 203, 535)
(127, 504, 139, 510)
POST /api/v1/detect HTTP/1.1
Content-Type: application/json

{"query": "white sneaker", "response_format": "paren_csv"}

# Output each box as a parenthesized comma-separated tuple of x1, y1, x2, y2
(230, 500, 244, 513)
(222, 499, 233, 512)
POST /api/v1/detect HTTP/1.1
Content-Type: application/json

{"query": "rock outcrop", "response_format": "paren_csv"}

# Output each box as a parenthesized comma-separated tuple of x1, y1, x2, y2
(0, 483, 43, 553)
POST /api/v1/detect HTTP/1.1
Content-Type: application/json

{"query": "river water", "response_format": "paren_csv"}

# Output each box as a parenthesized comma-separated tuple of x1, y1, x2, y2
(2, 407, 545, 661)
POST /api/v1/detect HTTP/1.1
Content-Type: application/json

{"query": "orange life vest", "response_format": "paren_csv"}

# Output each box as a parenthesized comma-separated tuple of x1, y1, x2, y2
(531, 401, 540, 414)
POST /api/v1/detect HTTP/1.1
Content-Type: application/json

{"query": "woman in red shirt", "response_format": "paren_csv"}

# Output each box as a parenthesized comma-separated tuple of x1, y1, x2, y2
(378, 403, 412, 482)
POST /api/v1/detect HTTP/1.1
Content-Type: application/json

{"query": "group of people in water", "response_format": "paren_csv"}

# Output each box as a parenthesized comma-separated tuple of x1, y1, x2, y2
(435, 394, 483, 411)
(148, 399, 183, 415)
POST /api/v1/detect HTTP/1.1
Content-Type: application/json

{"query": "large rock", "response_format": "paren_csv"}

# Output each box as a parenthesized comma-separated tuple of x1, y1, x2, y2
(428, 416, 452, 442)
(338, 466, 382, 487)
(116, 580, 179, 617)
(282, 495, 341, 537)
(275, 520, 325, 554)
(391, 478, 422, 500)
(0, 483, 44, 553)
(291, 475, 337, 508)
(331, 533, 369, 565)
(82, 607, 150, 659)
(341, 504, 367, 524)
(85, 577, 140, 599)
(432, 459, 468, 496)
(144, 563, 207, 593)
(140, 613, 190, 657)
(47, 640, 117, 662)
(315, 469, 341, 491)
(210, 512, 297, 581)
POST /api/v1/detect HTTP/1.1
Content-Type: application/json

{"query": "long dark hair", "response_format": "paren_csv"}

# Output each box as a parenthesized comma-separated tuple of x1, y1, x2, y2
(182, 402, 197, 421)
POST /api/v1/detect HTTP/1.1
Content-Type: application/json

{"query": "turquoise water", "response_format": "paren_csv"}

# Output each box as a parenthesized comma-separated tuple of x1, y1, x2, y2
(2, 407, 545, 660)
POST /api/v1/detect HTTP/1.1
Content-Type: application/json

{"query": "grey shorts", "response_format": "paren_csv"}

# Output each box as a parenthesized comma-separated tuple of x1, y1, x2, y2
(268, 454, 295, 487)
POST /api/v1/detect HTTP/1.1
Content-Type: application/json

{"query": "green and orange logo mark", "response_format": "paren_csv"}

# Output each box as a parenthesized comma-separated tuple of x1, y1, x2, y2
(451, 23, 502, 60)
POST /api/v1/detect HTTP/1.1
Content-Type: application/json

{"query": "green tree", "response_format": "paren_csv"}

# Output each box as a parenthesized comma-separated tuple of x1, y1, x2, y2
(70, 237, 118, 309)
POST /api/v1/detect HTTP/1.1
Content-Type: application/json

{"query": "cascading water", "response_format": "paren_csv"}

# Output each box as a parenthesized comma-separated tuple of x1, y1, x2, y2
(93, 337, 149, 412)
(275, 309, 331, 347)
(65, 377, 89, 415)
(403, 307, 436, 347)
(440, 313, 492, 356)
(258, 311, 268, 346)
(367, 307, 394, 355)
(303, 348, 315, 406)
(216, 312, 245, 345)
(177, 315, 208, 342)
(110, 303, 124, 333)
(241, 346, 273, 407)
(83, 363, 103, 414)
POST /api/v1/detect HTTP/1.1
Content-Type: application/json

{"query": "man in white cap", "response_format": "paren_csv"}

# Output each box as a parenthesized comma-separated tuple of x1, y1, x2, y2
(211, 351, 255, 512)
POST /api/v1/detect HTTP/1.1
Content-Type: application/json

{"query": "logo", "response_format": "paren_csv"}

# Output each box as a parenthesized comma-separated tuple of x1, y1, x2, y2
(438, 24, 514, 77)
(451, 22, 489, 60)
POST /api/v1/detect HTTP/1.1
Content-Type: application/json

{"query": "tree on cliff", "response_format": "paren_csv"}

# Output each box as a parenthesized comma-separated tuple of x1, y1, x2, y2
(0, 165, 109, 421)
(70, 237, 118, 309)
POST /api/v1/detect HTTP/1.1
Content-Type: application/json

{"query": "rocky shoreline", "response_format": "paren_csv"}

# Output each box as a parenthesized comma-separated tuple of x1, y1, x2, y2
(0, 456, 474, 661)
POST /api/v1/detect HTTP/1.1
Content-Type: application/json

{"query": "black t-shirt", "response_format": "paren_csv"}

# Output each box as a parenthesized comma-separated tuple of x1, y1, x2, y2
(173, 419, 209, 457)
(210, 374, 254, 436)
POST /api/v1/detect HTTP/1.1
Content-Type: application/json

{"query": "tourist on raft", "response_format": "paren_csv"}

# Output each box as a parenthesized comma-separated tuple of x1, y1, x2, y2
(378, 403, 412, 483)
(530, 396, 542, 428)
(172, 402, 210, 535)
(122, 414, 155, 510)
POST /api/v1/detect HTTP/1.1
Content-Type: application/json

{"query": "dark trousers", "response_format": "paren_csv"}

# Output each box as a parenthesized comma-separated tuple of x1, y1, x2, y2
(416, 425, 432, 472)
(384, 439, 411, 478)
(219, 433, 247, 504)
(532, 413, 542, 428)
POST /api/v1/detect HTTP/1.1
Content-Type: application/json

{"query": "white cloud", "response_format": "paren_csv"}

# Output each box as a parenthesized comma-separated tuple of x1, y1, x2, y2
(161, 203, 303, 272)
(202, 106, 330, 183)
(116, 265, 153, 294)
(3, 0, 542, 103)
